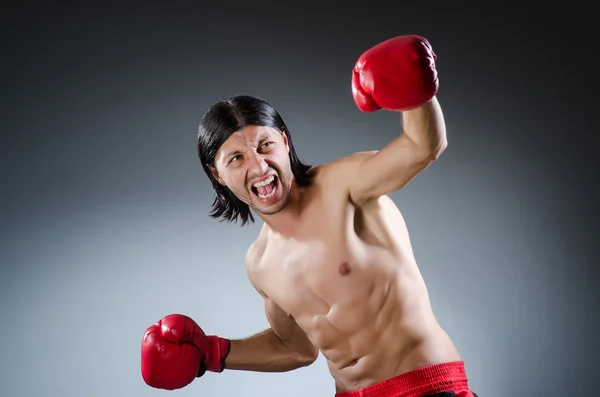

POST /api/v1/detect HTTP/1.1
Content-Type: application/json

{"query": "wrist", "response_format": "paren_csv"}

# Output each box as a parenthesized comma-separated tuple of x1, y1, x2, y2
(197, 336, 231, 377)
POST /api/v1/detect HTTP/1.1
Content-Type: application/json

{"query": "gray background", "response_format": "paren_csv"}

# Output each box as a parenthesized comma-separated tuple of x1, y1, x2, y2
(1, 3, 597, 397)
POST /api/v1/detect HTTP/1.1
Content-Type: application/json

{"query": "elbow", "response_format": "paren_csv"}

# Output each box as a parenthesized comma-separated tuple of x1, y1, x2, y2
(307, 346, 320, 363)
(297, 345, 319, 367)
(414, 141, 446, 167)
(412, 133, 447, 165)
(427, 137, 448, 162)
(298, 355, 317, 368)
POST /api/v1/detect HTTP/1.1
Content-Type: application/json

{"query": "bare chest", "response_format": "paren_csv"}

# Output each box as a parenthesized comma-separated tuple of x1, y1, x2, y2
(258, 239, 357, 316)
(253, 207, 395, 322)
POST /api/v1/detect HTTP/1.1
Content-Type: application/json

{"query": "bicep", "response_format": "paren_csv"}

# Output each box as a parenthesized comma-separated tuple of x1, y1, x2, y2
(348, 99, 448, 202)
(264, 297, 319, 361)
(246, 269, 301, 342)
(264, 298, 303, 343)
(346, 136, 434, 204)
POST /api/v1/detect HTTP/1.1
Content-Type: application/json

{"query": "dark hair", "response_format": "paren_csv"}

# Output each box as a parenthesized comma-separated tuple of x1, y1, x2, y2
(197, 94, 312, 225)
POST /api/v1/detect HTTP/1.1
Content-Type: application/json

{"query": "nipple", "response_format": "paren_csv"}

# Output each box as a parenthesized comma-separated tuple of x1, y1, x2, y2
(339, 262, 351, 276)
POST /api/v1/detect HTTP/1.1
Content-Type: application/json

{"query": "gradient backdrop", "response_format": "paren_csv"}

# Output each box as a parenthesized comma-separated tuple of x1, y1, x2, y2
(1, 3, 597, 397)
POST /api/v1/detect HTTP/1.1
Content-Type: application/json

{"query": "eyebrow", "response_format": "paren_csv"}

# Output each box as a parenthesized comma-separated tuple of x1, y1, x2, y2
(257, 135, 269, 146)
(224, 150, 240, 160)
(224, 133, 271, 159)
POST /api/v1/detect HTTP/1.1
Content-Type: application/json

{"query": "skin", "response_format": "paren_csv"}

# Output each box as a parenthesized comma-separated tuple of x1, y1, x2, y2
(210, 96, 461, 393)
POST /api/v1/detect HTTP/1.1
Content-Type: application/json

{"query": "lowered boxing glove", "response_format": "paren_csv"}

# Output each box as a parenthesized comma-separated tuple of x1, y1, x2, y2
(352, 35, 438, 112)
(141, 314, 230, 390)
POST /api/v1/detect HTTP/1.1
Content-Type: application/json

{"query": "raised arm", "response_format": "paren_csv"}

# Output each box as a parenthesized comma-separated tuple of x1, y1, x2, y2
(345, 35, 447, 205)
(346, 97, 447, 205)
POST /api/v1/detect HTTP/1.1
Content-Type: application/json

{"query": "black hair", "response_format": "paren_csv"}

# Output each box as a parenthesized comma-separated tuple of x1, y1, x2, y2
(197, 94, 313, 225)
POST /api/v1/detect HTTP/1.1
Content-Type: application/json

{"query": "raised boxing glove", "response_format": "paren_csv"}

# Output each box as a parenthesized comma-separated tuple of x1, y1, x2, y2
(352, 35, 438, 112)
(141, 314, 230, 390)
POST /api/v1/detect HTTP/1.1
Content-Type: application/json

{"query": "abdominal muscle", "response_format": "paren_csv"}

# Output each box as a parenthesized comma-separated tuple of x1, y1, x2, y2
(295, 258, 460, 393)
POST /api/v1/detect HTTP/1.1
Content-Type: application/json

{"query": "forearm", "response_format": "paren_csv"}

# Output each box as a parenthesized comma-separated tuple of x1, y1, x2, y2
(224, 328, 315, 372)
(401, 96, 448, 158)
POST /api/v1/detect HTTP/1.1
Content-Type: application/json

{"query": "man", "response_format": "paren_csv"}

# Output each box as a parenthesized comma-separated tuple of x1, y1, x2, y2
(141, 35, 478, 397)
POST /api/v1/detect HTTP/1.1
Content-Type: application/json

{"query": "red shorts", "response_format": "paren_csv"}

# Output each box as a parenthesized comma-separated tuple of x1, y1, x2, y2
(334, 361, 477, 397)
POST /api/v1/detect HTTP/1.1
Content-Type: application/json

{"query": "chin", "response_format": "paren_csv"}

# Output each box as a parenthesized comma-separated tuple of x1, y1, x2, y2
(254, 203, 287, 216)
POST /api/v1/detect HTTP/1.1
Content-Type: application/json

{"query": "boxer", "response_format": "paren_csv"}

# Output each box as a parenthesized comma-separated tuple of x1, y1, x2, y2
(141, 35, 478, 397)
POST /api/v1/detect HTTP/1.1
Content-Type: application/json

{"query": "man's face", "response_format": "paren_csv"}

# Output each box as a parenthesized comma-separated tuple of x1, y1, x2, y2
(211, 126, 293, 216)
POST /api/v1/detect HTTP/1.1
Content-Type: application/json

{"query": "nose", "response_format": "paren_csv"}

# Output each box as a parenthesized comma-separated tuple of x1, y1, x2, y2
(247, 151, 269, 175)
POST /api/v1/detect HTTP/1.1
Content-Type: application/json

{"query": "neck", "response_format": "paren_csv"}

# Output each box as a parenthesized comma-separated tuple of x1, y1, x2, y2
(258, 182, 304, 238)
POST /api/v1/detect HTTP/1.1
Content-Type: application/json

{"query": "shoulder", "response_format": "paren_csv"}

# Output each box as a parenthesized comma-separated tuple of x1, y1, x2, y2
(244, 224, 269, 296)
(245, 224, 268, 269)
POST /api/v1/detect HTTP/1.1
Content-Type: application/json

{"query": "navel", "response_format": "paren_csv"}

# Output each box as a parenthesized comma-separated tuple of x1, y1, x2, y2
(339, 262, 351, 276)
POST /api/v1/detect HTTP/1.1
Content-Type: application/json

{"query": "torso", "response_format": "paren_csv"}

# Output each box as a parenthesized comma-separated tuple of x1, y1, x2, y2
(246, 164, 461, 393)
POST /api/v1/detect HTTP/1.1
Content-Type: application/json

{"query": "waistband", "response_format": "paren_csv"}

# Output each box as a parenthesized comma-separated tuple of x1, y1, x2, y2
(335, 361, 471, 397)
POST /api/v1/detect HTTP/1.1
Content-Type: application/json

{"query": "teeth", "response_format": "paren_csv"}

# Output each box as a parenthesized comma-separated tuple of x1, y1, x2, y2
(253, 175, 275, 188)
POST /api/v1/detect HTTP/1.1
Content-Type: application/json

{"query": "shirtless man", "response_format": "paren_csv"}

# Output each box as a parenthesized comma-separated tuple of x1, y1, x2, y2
(141, 35, 478, 397)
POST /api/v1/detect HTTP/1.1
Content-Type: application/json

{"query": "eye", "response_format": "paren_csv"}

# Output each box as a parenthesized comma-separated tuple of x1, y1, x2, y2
(229, 155, 240, 163)
(260, 141, 274, 150)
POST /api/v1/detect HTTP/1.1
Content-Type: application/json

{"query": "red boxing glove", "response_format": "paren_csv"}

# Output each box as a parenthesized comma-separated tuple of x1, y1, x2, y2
(352, 35, 438, 112)
(141, 314, 230, 390)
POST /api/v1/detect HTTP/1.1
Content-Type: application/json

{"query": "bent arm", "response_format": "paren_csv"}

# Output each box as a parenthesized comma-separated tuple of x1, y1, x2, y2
(224, 298, 318, 372)
(347, 96, 448, 204)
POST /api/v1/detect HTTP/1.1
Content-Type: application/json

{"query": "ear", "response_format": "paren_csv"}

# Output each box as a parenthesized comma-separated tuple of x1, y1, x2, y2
(209, 164, 226, 186)
(281, 129, 290, 153)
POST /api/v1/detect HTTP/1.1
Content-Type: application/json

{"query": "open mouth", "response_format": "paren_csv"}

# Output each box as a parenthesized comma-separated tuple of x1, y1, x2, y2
(250, 174, 278, 200)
